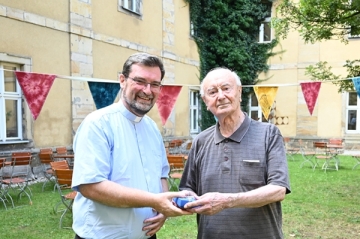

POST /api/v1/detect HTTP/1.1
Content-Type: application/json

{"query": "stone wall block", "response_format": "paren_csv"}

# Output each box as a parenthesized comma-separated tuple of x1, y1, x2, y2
(70, 12, 92, 29)
(70, 0, 92, 18)
(7, 7, 24, 21)
(0, 5, 7, 16)
(24, 12, 46, 26)
(46, 18, 69, 32)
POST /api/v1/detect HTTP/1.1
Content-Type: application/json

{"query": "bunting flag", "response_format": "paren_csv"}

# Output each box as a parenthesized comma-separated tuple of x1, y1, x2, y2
(253, 86, 278, 120)
(156, 86, 182, 125)
(300, 82, 321, 115)
(352, 77, 360, 98)
(88, 82, 121, 109)
(15, 71, 56, 120)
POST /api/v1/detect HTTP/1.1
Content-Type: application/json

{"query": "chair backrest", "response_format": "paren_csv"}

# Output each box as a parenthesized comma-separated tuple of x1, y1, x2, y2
(186, 141, 192, 150)
(11, 152, 32, 166)
(40, 148, 53, 154)
(329, 138, 342, 145)
(56, 147, 67, 154)
(50, 160, 69, 170)
(53, 169, 73, 187)
(167, 155, 185, 169)
(0, 158, 5, 169)
(169, 139, 183, 148)
(313, 142, 327, 148)
(39, 152, 54, 164)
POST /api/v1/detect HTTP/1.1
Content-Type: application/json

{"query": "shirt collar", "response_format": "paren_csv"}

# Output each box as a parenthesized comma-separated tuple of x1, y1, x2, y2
(118, 101, 143, 123)
(214, 112, 251, 144)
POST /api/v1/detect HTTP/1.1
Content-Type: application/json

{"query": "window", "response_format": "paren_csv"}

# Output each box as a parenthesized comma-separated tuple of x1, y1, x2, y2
(349, 26, 360, 39)
(346, 92, 360, 132)
(190, 21, 195, 37)
(248, 93, 276, 123)
(258, 1, 272, 43)
(249, 93, 266, 122)
(190, 90, 200, 134)
(121, 0, 141, 15)
(0, 54, 31, 143)
(0, 63, 23, 141)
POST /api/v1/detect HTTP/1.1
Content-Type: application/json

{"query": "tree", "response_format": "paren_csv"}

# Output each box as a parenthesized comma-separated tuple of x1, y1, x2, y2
(273, 0, 360, 44)
(273, 0, 360, 92)
(185, 0, 278, 130)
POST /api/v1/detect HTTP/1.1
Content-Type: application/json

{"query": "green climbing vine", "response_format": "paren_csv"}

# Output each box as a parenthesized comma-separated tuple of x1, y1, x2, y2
(185, 0, 278, 130)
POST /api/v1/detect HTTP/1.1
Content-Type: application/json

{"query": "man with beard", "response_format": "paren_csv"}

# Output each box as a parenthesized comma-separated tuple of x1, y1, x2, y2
(71, 53, 192, 239)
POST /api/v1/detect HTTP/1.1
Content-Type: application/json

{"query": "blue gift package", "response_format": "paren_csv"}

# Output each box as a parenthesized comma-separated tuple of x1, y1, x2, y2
(173, 196, 196, 209)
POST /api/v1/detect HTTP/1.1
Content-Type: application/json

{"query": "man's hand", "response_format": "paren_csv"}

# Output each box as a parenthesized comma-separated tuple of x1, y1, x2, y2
(184, 192, 229, 215)
(143, 211, 166, 237)
(151, 191, 194, 217)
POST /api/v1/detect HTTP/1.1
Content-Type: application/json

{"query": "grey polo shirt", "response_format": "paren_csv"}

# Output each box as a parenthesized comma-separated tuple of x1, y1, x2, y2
(180, 114, 291, 239)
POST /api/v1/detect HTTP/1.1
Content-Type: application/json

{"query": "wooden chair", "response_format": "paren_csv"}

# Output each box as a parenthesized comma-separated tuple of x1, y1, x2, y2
(52, 168, 77, 228)
(56, 147, 68, 155)
(0, 158, 14, 209)
(38, 152, 55, 192)
(50, 160, 69, 170)
(167, 155, 185, 191)
(186, 141, 192, 150)
(40, 148, 53, 154)
(2, 152, 33, 204)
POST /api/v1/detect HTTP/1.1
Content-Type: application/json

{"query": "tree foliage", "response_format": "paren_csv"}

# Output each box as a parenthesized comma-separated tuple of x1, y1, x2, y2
(273, 0, 360, 44)
(185, 0, 277, 130)
(273, 0, 360, 92)
(305, 60, 360, 93)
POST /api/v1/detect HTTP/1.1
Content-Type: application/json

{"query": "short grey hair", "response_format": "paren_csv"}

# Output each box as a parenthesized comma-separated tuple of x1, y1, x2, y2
(200, 67, 241, 96)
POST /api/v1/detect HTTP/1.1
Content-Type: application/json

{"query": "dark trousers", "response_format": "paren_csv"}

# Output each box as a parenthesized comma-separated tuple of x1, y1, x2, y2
(75, 234, 157, 239)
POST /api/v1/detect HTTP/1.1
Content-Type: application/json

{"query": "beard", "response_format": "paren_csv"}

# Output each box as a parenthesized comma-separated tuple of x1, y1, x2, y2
(122, 87, 155, 116)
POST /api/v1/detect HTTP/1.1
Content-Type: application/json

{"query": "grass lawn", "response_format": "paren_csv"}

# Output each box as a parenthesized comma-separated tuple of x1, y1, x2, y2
(0, 154, 359, 238)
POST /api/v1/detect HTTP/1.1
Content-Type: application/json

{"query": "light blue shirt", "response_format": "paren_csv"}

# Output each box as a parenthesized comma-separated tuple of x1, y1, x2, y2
(72, 101, 170, 239)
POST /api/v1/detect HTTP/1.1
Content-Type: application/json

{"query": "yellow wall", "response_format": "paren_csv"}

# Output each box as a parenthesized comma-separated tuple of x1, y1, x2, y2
(261, 23, 360, 141)
(0, 0, 200, 151)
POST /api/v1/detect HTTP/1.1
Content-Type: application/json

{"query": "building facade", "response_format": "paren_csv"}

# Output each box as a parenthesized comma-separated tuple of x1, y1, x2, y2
(0, 0, 200, 152)
(254, 0, 360, 148)
(1, 0, 359, 153)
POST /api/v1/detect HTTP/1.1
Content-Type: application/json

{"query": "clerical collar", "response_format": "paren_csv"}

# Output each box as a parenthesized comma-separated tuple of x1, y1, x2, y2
(119, 101, 143, 123)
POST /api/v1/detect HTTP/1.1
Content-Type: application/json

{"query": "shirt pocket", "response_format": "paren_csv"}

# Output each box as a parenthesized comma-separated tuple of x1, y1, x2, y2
(238, 160, 266, 186)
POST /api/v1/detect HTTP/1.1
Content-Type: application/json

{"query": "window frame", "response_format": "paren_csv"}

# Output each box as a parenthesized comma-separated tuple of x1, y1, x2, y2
(258, 1, 273, 43)
(249, 93, 263, 122)
(120, 0, 142, 16)
(0, 63, 23, 141)
(345, 91, 360, 133)
(189, 88, 200, 134)
(0, 53, 31, 144)
(258, 17, 272, 43)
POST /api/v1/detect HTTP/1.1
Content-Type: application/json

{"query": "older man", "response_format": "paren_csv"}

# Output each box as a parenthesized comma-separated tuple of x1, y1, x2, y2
(179, 67, 291, 239)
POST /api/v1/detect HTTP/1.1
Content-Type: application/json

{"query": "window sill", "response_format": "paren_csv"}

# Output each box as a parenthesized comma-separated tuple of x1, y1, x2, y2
(121, 6, 141, 16)
(0, 140, 30, 145)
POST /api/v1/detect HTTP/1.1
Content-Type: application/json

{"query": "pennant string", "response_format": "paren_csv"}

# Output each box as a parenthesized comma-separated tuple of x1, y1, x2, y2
(3, 69, 358, 87)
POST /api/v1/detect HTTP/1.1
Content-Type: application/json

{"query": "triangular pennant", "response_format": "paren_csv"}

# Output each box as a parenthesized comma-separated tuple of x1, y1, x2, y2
(88, 82, 121, 109)
(156, 86, 182, 125)
(15, 71, 56, 120)
(253, 86, 278, 120)
(300, 82, 321, 115)
(352, 77, 360, 98)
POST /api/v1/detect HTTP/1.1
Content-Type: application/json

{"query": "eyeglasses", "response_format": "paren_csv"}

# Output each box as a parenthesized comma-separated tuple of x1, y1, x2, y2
(127, 77, 162, 92)
(206, 84, 233, 97)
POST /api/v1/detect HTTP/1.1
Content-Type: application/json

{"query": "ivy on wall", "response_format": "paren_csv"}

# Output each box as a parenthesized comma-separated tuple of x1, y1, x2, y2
(185, 0, 278, 130)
